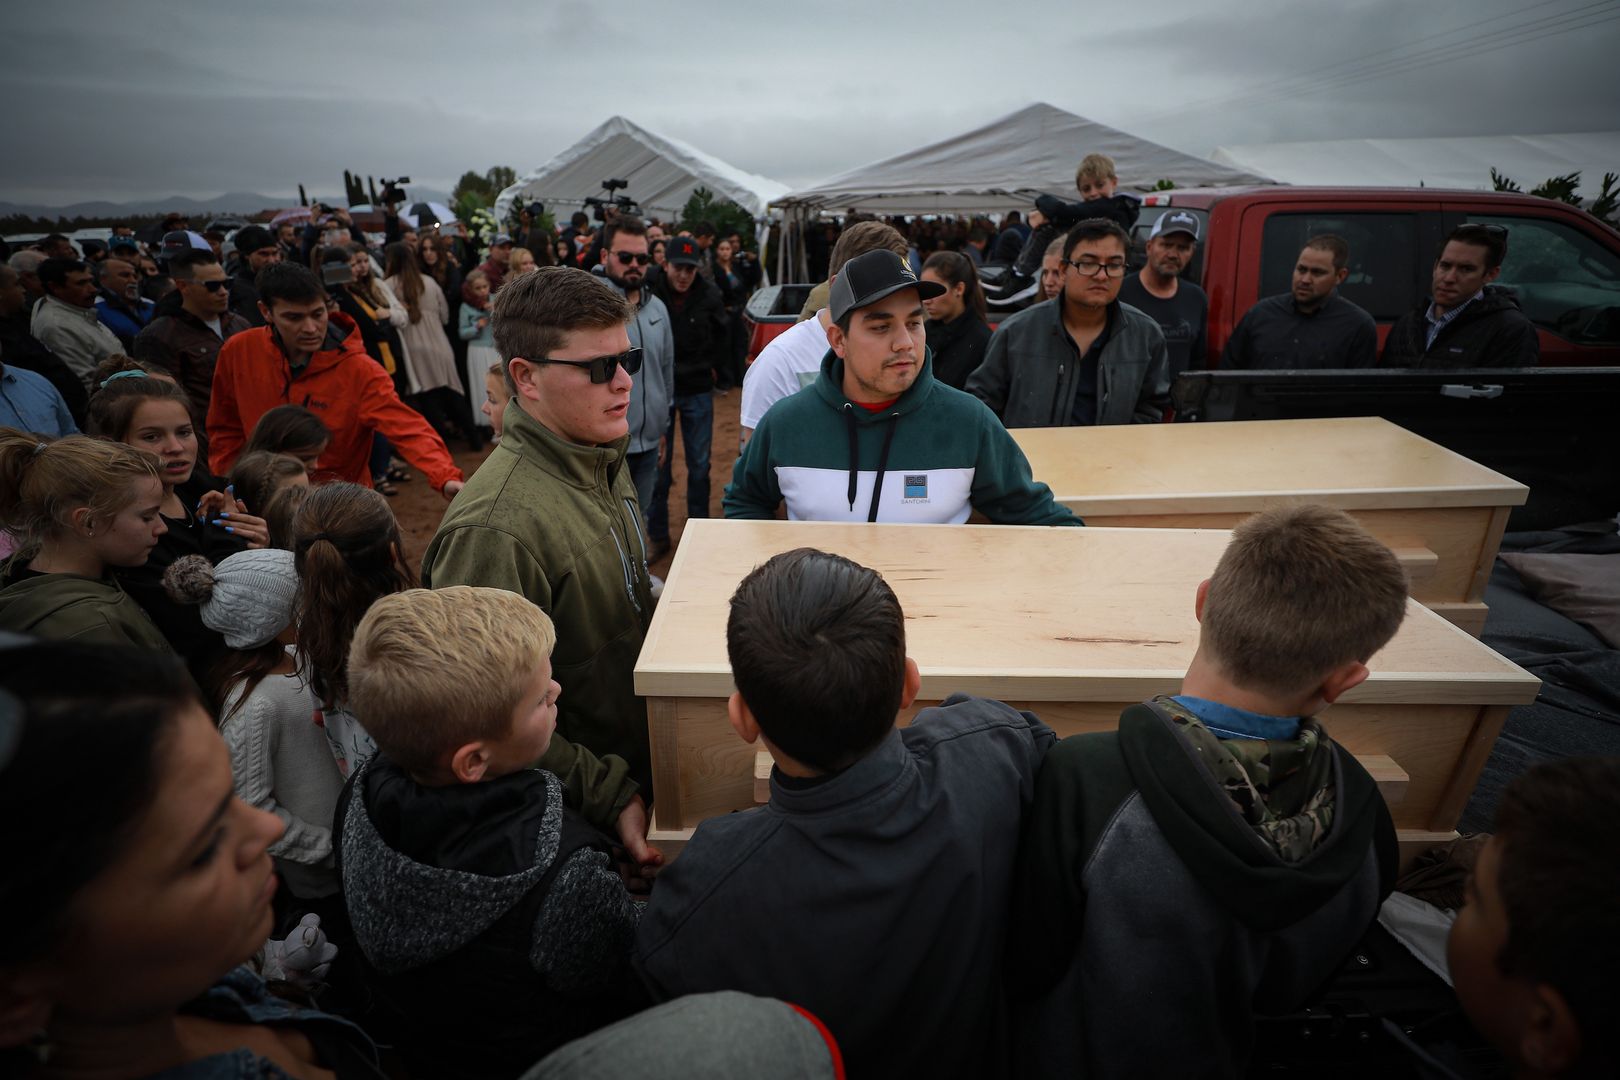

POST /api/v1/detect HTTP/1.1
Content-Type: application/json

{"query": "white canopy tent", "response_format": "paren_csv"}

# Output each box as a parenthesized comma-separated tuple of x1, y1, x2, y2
(494, 115, 788, 267)
(1211, 133, 1620, 197)
(774, 102, 1268, 217)
(772, 102, 1268, 280)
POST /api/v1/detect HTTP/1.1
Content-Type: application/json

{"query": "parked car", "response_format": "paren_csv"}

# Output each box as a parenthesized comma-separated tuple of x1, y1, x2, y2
(1127, 186, 1620, 367)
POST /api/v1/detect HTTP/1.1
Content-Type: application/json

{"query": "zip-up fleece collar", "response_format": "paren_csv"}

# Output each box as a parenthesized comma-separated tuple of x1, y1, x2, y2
(1119, 698, 1394, 932)
(499, 399, 630, 492)
(812, 347, 940, 521)
(342, 760, 565, 974)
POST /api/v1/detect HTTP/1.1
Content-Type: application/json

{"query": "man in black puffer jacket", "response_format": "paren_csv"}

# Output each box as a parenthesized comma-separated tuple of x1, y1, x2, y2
(1383, 223, 1540, 368)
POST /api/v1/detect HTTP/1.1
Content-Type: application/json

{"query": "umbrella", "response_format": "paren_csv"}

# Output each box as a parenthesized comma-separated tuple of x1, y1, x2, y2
(403, 201, 457, 228)
(270, 207, 313, 226)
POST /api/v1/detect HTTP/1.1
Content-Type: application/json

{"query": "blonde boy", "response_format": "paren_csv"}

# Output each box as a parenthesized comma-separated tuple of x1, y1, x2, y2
(336, 586, 640, 1076)
(1016, 152, 1141, 276)
(1075, 152, 1119, 200)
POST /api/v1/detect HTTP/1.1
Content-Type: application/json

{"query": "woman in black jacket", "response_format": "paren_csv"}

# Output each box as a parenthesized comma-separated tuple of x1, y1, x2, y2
(711, 237, 756, 392)
(921, 251, 993, 390)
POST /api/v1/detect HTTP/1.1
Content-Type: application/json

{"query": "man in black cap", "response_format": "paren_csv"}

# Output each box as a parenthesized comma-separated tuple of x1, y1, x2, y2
(647, 235, 729, 556)
(724, 249, 1078, 526)
(1119, 210, 1209, 379)
(228, 225, 281, 326)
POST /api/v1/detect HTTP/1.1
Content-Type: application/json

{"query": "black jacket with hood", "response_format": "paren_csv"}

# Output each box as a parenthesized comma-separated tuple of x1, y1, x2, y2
(1381, 285, 1540, 368)
(650, 273, 728, 396)
(1007, 698, 1397, 1079)
(335, 759, 642, 1079)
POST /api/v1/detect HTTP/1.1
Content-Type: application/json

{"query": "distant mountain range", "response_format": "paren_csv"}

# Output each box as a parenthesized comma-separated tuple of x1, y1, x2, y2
(0, 188, 455, 220)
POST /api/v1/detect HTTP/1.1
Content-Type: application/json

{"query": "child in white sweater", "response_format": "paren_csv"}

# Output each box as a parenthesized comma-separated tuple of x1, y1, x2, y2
(166, 549, 344, 902)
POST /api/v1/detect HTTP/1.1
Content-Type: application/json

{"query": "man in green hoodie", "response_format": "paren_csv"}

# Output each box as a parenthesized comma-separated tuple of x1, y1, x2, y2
(1006, 503, 1406, 1078)
(421, 266, 660, 879)
(723, 249, 1079, 526)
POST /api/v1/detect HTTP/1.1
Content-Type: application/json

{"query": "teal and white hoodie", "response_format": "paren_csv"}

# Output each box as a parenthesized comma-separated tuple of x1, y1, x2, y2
(723, 349, 1082, 526)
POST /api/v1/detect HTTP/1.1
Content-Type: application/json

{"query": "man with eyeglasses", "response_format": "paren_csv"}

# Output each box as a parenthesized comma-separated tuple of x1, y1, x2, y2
(1382, 223, 1539, 368)
(647, 235, 728, 559)
(423, 265, 665, 886)
(969, 219, 1169, 427)
(1221, 234, 1376, 370)
(134, 250, 250, 422)
(592, 216, 675, 533)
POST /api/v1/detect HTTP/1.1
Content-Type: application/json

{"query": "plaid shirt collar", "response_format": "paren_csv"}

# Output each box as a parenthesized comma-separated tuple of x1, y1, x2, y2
(1423, 289, 1484, 349)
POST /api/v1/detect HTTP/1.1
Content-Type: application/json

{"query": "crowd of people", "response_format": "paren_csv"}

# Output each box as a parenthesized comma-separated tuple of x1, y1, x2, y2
(0, 148, 1611, 1080)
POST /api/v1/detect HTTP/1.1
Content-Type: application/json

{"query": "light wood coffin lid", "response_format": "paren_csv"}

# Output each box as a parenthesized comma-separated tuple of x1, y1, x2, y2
(1011, 417, 1529, 516)
(635, 520, 1539, 705)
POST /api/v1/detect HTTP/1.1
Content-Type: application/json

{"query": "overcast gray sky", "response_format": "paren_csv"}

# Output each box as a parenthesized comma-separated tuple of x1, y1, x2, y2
(4, 0, 1616, 205)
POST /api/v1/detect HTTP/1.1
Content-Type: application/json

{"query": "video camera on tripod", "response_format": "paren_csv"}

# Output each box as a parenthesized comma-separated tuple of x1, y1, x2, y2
(584, 178, 639, 223)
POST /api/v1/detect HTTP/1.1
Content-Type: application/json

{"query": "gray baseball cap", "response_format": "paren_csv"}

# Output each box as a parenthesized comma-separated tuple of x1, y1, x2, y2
(1149, 210, 1200, 241)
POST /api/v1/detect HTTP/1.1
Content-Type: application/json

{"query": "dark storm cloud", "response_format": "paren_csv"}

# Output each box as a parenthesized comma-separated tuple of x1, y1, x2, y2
(3, 0, 1614, 205)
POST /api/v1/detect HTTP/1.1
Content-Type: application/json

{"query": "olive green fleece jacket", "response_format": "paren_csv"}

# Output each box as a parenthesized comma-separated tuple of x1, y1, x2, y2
(0, 567, 173, 650)
(420, 401, 654, 830)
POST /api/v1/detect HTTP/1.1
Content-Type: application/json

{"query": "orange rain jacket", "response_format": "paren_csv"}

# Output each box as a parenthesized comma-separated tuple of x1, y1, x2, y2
(207, 313, 463, 493)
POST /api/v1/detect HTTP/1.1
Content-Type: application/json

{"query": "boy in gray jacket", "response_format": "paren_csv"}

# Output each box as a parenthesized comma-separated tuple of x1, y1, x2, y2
(1007, 504, 1405, 1078)
(635, 547, 1054, 1078)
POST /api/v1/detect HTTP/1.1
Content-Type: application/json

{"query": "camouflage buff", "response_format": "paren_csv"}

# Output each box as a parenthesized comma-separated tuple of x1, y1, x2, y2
(1152, 695, 1335, 863)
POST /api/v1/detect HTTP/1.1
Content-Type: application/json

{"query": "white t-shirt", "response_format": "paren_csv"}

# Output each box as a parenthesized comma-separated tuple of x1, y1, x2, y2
(740, 311, 832, 430)
(203, 315, 224, 338)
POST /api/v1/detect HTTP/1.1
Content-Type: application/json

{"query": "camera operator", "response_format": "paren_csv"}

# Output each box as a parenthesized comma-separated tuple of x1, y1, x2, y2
(1012, 154, 1141, 279)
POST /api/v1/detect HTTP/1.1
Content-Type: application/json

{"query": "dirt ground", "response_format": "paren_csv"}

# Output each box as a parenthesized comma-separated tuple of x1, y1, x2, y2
(394, 390, 744, 580)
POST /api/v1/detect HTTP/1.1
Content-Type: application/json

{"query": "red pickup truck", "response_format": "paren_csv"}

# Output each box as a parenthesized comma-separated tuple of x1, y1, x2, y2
(746, 187, 1620, 367)
(1131, 186, 1620, 367)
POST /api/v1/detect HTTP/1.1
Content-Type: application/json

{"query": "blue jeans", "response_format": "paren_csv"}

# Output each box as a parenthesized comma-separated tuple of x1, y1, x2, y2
(648, 394, 713, 542)
(625, 447, 659, 532)
(369, 433, 394, 480)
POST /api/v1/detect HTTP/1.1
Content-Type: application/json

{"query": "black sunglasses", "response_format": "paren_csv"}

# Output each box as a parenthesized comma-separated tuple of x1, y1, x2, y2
(612, 251, 652, 266)
(194, 279, 230, 292)
(532, 347, 642, 384)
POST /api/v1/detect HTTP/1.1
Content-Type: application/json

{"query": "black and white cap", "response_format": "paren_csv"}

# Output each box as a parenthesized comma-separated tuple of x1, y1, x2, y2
(828, 250, 945, 324)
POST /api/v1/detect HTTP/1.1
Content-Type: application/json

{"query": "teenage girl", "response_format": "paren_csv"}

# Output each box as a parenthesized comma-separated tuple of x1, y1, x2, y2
(289, 481, 416, 777)
(0, 429, 171, 648)
(86, 371, 269, 664)
(243, 403, 332, 477)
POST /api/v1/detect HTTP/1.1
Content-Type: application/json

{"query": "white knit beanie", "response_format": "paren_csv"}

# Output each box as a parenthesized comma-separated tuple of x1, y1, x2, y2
(164, 549, 299, 649)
